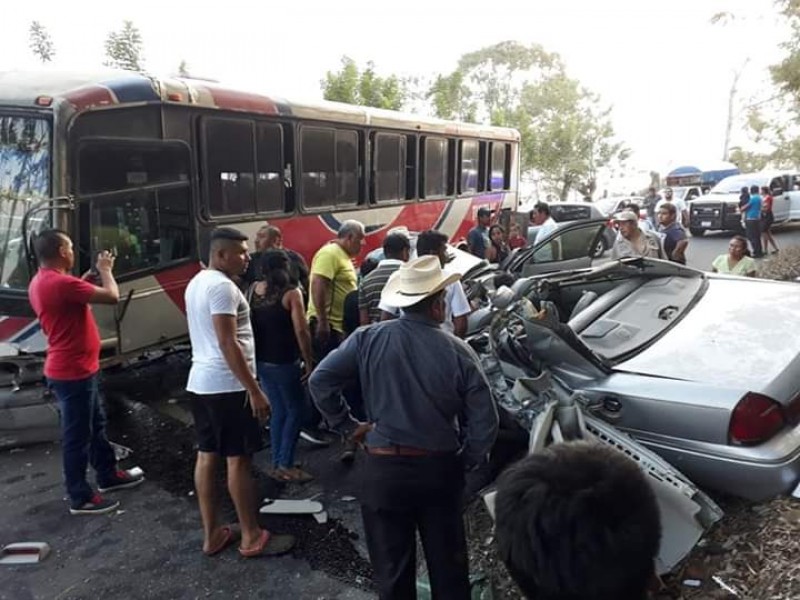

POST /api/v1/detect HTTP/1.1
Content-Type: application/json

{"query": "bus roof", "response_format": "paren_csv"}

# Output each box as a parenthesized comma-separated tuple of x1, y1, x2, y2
(0, 69, 520, 141)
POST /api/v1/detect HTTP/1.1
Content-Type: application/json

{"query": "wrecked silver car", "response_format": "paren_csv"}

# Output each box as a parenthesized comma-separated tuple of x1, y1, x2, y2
(456, 219, 800, 502)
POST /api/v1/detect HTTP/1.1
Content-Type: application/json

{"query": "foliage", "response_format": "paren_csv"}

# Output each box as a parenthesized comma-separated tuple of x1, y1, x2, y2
(321, 57, 405, 110)
(28, 21, 55, 63)
(727, 146, 772, 172)
(429, 41, 626, 200)
(104, 21, 144, 72)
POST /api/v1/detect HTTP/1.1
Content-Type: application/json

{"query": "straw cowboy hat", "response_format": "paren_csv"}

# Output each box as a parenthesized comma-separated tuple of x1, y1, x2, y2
(380, 256, 461, 308)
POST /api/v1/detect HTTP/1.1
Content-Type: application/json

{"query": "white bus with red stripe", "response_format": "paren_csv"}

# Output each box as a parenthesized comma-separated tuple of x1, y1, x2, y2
(0, 71, 519, 399)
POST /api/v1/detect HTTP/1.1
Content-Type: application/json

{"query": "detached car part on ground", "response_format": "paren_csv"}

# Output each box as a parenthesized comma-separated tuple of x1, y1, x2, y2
(454, 219, 800, 502)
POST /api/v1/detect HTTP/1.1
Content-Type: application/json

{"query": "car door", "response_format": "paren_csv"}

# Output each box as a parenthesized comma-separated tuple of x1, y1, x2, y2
(506, 219, 606, 277)
(769, 176, 790, 221)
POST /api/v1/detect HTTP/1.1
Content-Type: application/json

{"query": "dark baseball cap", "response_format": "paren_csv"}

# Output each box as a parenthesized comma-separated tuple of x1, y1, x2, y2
(477, 207, 494, 218)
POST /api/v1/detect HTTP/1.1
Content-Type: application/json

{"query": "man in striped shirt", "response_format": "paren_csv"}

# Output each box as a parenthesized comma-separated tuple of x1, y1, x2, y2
(358, 232, 411, 325)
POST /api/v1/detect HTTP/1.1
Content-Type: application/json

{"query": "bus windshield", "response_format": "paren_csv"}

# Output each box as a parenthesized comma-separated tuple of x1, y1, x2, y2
(0, 114, 51, 289)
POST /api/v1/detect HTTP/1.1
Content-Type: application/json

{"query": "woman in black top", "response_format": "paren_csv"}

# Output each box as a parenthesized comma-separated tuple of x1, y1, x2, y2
(250, 250, 315, 482)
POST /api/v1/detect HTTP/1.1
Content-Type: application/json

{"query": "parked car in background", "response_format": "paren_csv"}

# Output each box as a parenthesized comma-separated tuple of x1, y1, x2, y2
(595, 196, 644, 217)
(521, 202, 615, 258)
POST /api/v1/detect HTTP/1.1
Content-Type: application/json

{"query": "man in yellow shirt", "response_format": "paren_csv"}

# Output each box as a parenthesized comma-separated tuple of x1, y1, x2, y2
(305, 220, 365, 450)
(307, 220, 365, 355)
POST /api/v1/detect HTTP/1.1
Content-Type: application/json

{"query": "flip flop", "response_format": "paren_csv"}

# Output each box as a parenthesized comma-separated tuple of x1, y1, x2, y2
(203, 525, 239, 557)
(266, 467, 293, 482)
(239, 529, 296, 558)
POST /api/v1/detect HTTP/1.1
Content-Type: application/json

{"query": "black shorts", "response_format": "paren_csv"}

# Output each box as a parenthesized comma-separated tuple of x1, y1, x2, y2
(189, 391, 264, 457)
(762, 211, 774, 231)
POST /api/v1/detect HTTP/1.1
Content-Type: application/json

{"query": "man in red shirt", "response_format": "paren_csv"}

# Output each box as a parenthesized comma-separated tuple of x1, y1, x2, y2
(28, 230, 144, 515)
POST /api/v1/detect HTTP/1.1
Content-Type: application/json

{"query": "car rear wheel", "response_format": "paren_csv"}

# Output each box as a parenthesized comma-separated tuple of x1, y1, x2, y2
(689, 228, 705, 237)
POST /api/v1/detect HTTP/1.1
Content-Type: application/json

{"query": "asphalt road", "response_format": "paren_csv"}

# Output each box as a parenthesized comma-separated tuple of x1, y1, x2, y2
(683, 222, 800, 271)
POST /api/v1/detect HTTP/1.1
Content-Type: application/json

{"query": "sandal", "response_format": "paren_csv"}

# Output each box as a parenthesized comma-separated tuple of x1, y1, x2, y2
(266, 467, 293, 482)
(203, 525, 240, 557)
(286, 467, 314, 483)
(239, 529, 296, 558)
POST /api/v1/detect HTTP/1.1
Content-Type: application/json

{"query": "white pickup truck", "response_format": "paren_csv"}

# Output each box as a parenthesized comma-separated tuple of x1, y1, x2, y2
(687, 171, 800, 236)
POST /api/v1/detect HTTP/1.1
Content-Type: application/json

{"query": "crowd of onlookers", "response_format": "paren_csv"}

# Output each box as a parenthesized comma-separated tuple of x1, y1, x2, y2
(27, 215, 710, 599)
(461, 186, 772, 279)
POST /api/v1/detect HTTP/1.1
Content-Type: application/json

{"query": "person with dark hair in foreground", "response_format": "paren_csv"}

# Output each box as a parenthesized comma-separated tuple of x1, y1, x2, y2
(494, 441, 661, 600)
(310, 256, 498, 599)
(28, 229, 144, 515)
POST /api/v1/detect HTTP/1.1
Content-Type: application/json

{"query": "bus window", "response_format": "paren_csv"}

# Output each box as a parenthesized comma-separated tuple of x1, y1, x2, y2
(373, 133, 406, 203)
(78, 141, 189, 194)
(301, 126, 359, 209)
(204, 118, 256, 216)
(405, 134, 418, 200)
(422, 137, 448, 198)
(90, 187, 191, 277)
(490, 142, 508, 191)
(255, 122, 283, 213)
(459, 140, 479, 195)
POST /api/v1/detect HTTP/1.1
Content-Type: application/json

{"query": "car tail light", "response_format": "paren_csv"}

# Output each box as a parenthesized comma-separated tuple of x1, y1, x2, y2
(729, 393, 786, 445)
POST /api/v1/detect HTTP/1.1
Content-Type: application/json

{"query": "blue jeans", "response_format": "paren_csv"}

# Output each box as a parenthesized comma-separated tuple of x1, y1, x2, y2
(47, 374, 117, 507)
(257, 361, 304, 469)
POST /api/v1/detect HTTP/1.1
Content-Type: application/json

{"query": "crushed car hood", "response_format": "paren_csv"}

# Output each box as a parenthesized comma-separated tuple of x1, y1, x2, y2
(618, 277, 800, 396)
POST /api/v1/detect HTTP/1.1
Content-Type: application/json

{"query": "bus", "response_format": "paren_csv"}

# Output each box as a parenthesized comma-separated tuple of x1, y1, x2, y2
(0, 70, 519, 399)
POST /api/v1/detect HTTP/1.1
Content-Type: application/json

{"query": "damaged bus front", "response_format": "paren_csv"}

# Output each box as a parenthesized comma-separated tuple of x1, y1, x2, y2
(0, 111, 61, 447)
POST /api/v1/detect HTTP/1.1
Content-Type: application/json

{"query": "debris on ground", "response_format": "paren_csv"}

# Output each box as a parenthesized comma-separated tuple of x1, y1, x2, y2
(464, 492, 800, 599)
(757, 245, 800, 281)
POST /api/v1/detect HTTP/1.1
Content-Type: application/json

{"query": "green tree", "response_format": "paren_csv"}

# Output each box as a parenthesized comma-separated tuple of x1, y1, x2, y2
(431, 41, 626, 200)
(104, 21, 144, 72)
(513, 73, 628, 200)
(321, 57, 405, 110)
(728, 146, 772, 172)
(29, 21, 55, 63)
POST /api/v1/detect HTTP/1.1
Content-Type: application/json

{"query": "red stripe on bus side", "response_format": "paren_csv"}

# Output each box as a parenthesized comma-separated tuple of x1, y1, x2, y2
(206, 87, 279, 115)
(64, 85, 116, 111)
(153, 262, 204, 314)
(0, 317, 34, 342)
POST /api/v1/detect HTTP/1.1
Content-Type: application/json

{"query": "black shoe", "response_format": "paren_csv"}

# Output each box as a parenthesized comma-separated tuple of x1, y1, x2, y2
(299, 429, 330, 447)
(339, 438, 357, 463)
(70, 493, 120, 515)
(98, 469, 145, 493)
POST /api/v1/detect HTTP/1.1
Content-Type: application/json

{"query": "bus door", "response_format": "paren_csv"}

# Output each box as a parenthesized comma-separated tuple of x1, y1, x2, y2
(75, 139, 196, 356)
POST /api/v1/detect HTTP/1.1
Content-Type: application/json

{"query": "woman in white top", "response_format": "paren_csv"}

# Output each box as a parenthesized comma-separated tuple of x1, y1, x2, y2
(711, 235, 757, 277)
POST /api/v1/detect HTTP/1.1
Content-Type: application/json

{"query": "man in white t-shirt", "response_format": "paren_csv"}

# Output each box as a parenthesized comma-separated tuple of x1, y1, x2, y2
(655, 188, 688, 228)
(185, 227, 294, 559)
(529, 202, 559, 261)
(379, 230, 471, 337)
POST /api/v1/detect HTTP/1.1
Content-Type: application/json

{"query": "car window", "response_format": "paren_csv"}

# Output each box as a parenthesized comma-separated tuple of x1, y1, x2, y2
(527, 221, 602, 264)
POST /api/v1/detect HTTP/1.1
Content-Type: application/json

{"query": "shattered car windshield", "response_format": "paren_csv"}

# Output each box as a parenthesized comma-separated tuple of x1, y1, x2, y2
(0, 114, 51, 289)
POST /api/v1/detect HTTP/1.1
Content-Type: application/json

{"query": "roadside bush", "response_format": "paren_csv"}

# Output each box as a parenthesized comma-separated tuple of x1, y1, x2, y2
(758, 246, 800, 281)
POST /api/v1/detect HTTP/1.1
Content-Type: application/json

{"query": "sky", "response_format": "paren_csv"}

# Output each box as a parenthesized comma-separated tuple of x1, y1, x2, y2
(1, 0, 787, 191)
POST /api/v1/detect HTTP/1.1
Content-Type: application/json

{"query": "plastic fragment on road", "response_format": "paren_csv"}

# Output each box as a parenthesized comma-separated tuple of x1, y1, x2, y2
(416, 572, 493, 599)
(712, 575, 740, 596)
(260, 498, 324, 515)
(682, 579, 702, 587)
(340, 495, 356, 502)
(0, 542, 51, 565)
(313, 510, 328, 524)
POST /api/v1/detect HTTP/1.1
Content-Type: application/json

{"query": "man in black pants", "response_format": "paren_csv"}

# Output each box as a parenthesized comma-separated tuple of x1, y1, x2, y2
(309, 256, 499, 599)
